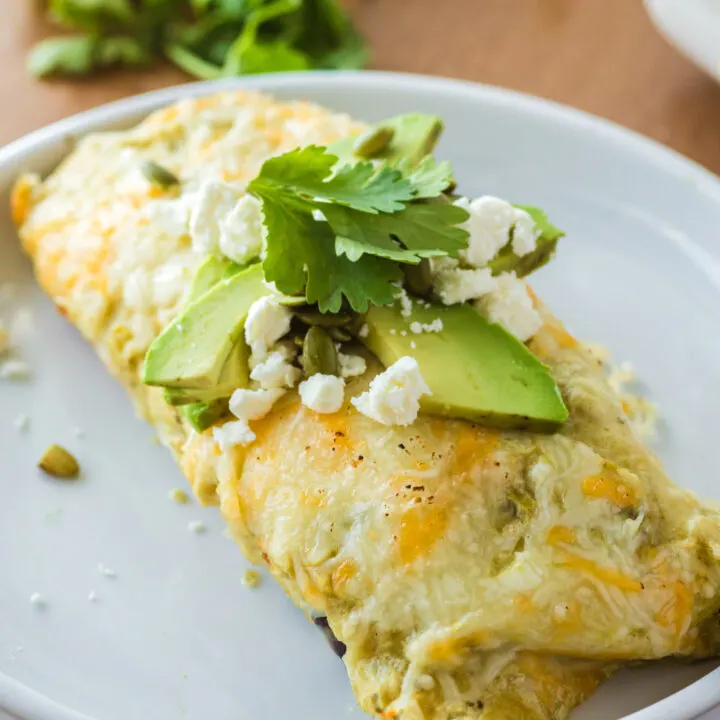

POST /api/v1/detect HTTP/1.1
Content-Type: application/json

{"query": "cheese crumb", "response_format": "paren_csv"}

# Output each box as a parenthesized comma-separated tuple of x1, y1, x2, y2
(0, 359, 31, 381)
(454, 196, 515, 267)
(212, 420, 256, 450)
(188, 520, 207, 534)
(242, 569, 262, 589)
(188, 180, 239, 256)
(351, 357, 431, 426)
(339, 353, 367, 378)
(213, 388, 286, 449)
(250, 350, 301, 389)
(230, 387, 285, 421)
(512, 207, 541, 256)
(409, 319, 443, 335)
(169, 488, 190, 504)
(433, 267, 496, 305)
(396, 288, 414, 318)
(144, 197, 191, 239)
(218, 194, 266, 264)
(244, 297, 292, 364)
(475, 273, 541, 342)
(299, 374, 345, 414)
(454, 196, 538, 267)
(97, 563, 117, 578)
(29, 593, 46, 609)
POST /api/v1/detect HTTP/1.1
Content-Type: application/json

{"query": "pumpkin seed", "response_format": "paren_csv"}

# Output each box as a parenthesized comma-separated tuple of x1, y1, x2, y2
(294, 309, 354, 328)
(38, 444, 79, 478)
(303, 327, 339, 377)
(403, 259, 433, 297)
(141, 161, 180, 189)
(326, 326, 352, 343)
(352, 126, 395, 158)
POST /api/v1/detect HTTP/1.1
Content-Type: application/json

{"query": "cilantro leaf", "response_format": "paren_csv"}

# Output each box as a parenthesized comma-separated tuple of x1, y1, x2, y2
(255, 194, 311, 297)
(326, 203, 469, 263)
(256, 193, 402, 312)
(399, 157, 455, 199)
(309, 252, 402, 314)
(253, 146, 415, 214)
(249, 144, 469, 311)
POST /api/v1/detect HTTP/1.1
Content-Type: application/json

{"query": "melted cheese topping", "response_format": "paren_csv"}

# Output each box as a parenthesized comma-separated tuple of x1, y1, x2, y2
(15, 91, 720, 720)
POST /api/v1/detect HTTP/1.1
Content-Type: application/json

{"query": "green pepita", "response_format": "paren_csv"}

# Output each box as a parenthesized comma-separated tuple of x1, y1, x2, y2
(38, 444, 79, 478)
(352, 126, 395, 159)
(403, 259, 433, 298)
(302, 327, 339, 377)
(326, 326, 352, 343)
(141, 161, 180, 189)
(294, 309, 354, 328)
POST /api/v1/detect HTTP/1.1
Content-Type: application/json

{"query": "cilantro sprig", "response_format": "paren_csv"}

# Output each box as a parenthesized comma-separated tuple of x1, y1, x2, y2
(29, 0, 366, 79)
(248, 146, 469, 313)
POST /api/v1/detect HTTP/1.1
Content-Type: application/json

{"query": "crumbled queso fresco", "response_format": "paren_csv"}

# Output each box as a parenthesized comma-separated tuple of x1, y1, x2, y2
(352, 357, 431, 427)
(422, 195, 544, 342)
(208, 293, 371, 451)
(299, 373, 345, 414)
(196, 192, 547, 451)
(189, 181, 266, 265)
(165, 160, 546, 450)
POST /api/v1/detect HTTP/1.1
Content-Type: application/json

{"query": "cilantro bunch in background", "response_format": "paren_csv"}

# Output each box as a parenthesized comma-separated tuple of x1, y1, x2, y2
(28, 0, 367, 80)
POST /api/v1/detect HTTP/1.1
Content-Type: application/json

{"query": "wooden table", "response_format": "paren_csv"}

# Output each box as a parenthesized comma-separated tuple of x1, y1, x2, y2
(4, 0, 720, 173)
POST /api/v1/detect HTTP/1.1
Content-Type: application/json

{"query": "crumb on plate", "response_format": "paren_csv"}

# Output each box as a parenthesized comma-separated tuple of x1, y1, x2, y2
(242, 569, 262, 589)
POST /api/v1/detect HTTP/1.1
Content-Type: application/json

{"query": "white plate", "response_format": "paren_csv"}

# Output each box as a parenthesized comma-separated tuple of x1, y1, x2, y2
(1, 71, 720, 720)
(645, 0, 720, 83)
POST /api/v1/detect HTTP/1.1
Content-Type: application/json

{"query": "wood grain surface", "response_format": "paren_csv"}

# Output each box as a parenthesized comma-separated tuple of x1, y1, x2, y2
(4, 0, 720, 174)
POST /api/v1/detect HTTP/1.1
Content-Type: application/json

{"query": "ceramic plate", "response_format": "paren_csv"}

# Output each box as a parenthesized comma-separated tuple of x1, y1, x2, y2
(1, 71, 719, 720)
(646, 0, 720, 83)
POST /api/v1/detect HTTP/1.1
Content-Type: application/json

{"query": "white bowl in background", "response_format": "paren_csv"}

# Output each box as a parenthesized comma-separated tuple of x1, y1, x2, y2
(646, 0, 720, 83)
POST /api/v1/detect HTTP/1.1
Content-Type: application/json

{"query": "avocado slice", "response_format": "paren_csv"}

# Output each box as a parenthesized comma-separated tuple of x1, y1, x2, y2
(168, 256, 255, 430)
(488, 205, 565, 279)
(182, 398, 231, 432)
(187, 256, 250, 304)
(143, 263, 269, 390)
(329, 113, 444, 169)
(361, 302, 568, 432)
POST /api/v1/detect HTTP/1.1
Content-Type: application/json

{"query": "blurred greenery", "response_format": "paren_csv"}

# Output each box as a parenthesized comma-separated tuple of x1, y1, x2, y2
(29, 0, 367, 79)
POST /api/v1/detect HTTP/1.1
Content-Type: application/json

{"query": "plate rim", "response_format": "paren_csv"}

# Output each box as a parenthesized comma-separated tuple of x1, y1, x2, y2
(1, 69, 718, 720)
